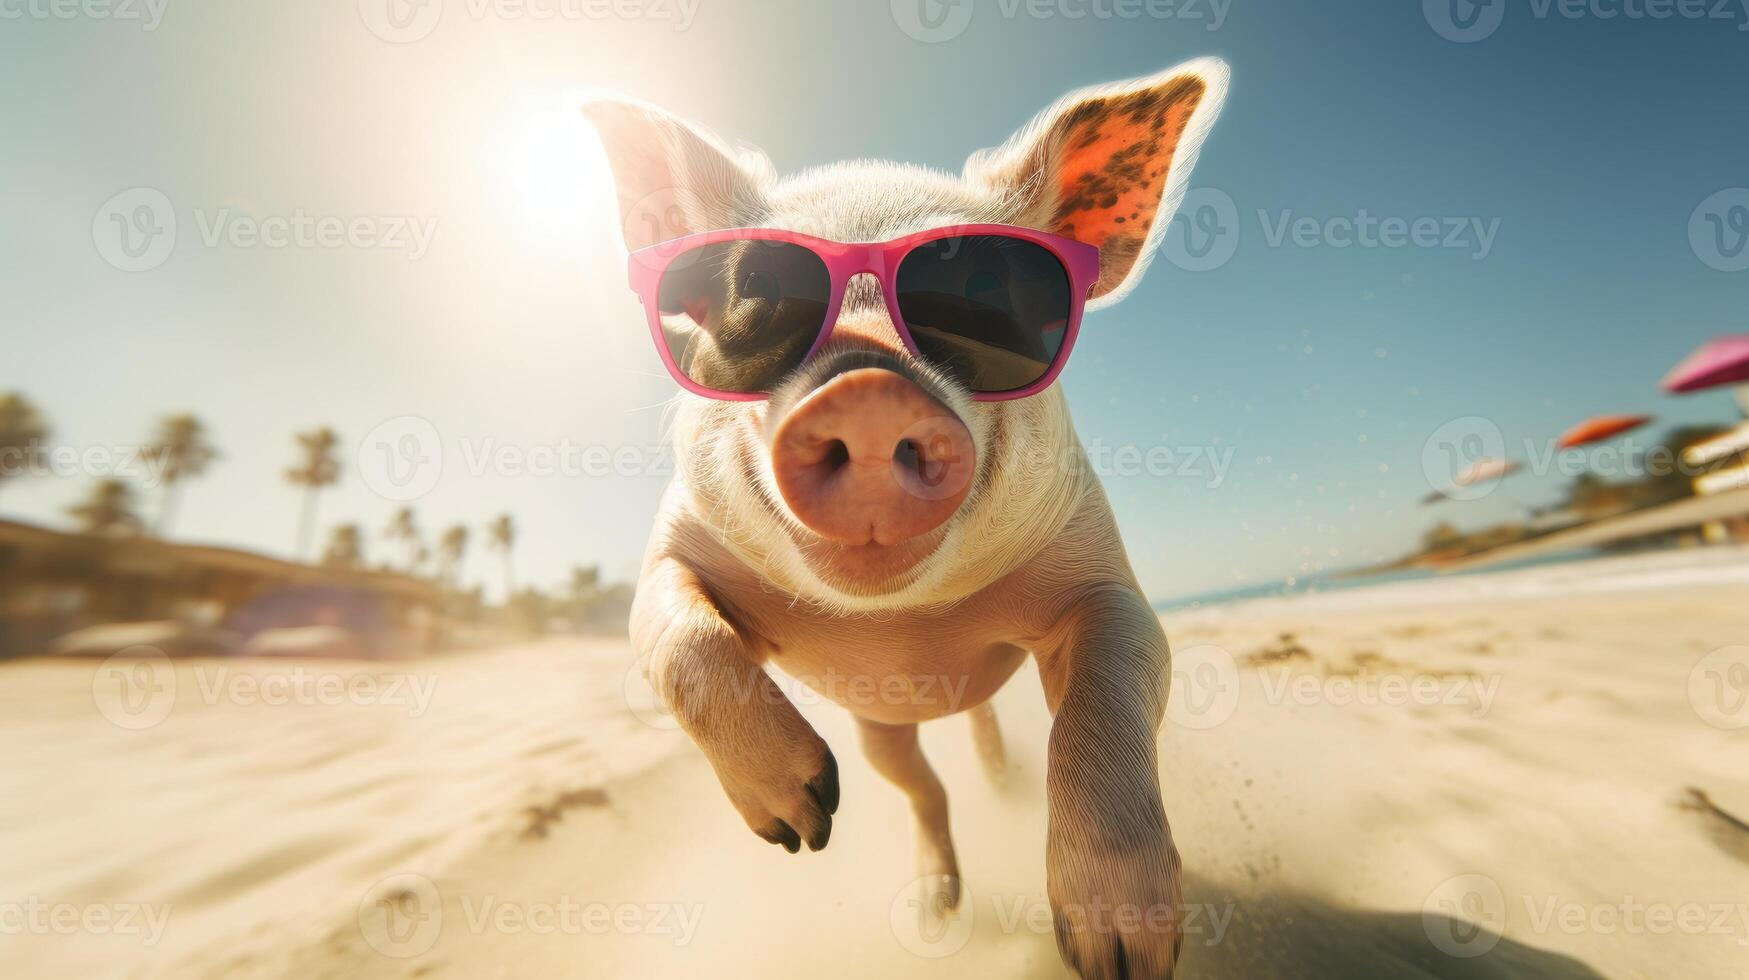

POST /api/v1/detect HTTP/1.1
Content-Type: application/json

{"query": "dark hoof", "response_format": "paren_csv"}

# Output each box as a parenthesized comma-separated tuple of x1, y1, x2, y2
(807, 752, 840, 815)
(758, 820, 801, 854)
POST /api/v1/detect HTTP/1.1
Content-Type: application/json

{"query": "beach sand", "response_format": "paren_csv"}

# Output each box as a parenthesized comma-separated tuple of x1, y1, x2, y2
(2, 547, 1746, 979)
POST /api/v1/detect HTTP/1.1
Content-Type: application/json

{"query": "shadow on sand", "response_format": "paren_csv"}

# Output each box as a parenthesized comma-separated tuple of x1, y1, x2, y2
(994, 873, 1605, 980)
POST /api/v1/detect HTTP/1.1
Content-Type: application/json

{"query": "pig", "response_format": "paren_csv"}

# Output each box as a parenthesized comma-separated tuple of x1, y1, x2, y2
(582, 57, 1228, 979)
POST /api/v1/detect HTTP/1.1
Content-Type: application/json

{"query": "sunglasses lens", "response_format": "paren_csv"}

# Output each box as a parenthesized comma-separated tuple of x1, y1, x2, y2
(655, 240, 831, 394)
(895, 235, 1073, 394)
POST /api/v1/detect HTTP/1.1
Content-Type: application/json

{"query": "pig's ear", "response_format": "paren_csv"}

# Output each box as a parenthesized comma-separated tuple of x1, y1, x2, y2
(578, 95, 772, 252)
(965, 57, 1228, 306)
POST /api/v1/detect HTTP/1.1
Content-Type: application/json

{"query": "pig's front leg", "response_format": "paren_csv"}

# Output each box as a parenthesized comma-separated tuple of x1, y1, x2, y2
(1037, 584, 1183, 979)
(631, 558, 839, 852)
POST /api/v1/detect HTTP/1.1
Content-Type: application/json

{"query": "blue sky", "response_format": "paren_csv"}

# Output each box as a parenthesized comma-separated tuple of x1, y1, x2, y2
(2, 0, 1746, 601)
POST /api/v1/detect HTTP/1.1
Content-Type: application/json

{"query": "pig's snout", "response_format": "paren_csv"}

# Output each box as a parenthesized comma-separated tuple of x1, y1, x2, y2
(769, 369, 975, 547)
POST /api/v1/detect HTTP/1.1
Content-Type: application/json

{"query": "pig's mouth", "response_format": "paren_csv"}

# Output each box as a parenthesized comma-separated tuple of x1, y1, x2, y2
(786, 524, 954, 594)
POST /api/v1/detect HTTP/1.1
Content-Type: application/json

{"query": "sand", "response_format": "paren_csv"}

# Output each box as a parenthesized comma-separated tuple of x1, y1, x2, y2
(2, 547, 1746, 979)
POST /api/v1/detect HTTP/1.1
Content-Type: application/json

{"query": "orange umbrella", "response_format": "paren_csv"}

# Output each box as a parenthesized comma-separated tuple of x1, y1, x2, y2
(1556, 413, 1653, 450)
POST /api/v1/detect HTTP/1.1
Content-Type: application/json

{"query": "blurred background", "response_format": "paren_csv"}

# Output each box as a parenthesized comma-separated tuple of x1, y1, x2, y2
(3, 2, 1748, 978)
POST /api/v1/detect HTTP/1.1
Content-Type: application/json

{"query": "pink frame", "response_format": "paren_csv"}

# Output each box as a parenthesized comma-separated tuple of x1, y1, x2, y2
(627, 223, 1100, 402)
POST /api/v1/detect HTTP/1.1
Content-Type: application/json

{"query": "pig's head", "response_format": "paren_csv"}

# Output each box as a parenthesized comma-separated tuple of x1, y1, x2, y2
(583, 59, 1227, 611)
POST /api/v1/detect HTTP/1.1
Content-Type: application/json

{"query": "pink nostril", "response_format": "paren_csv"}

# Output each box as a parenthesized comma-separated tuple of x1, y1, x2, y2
(769, 369, 975, 547)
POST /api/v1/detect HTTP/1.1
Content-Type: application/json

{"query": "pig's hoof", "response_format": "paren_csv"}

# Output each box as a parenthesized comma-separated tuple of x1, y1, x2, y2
(1049, 837, 1184, 979)
(745, 749, 838, 854)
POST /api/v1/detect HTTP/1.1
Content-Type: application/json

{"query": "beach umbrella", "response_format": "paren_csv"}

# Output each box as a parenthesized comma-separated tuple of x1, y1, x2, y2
(1556, 413, 1653, 450)
(1453, 456, 1520, 487)
(1664, 334, 1749, 414)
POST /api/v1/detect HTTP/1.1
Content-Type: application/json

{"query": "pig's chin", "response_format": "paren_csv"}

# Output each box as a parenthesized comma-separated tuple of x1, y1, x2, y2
(788, 526, 950, 596)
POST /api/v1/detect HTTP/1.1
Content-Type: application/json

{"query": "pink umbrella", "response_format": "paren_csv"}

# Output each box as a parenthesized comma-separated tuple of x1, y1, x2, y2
(1664, 334, 1749, 414)
(1557, 413, 1653, 450)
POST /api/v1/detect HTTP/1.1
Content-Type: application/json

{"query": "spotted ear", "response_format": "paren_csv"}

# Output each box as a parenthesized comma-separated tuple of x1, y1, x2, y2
(965, 58, 1229, 306)
(577, 95, 772, 253)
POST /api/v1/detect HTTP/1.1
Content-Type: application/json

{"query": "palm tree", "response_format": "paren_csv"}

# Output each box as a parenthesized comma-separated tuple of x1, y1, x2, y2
(568, 564, 601, 629)
(142, 413, 218, 535)
(285, 427, 341, 560)
(383, 506, 421, 571)
(485, 514, 516, 598)
(322, 523, 365, 569)
(0, 391, 49, 495)
(68, 479, 143, 536)
(438, 524, 469, 587)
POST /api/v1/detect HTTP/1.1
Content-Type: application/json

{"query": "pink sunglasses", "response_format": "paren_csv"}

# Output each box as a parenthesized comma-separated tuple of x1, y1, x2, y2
(627, 224, 1100, 402)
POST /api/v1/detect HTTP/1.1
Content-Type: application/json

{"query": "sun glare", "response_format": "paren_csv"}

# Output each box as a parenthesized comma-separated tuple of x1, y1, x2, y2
(496, 105, 614, 247)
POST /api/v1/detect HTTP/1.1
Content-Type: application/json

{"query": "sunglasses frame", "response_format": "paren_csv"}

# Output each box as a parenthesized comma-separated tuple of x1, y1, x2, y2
(627, 223, 1101, 402)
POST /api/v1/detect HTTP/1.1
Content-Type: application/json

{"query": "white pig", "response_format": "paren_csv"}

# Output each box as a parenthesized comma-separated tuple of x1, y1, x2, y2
(583, 57, 1228, 979)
